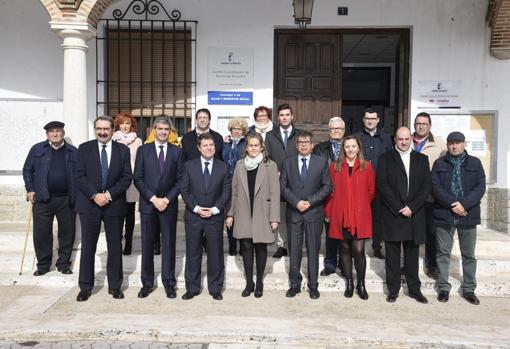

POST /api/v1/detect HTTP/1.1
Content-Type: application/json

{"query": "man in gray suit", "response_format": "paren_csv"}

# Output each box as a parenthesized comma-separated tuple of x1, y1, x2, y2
(280, 130, 332, 299)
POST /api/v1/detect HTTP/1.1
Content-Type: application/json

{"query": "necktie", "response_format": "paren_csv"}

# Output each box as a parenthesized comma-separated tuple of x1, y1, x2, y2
(100, 144, 108, 190)
(283, 130, 289, 149)
(332, 142, 341, 161)
(204, 161, 211, 191)
(158, 145, 165, 173)
(300, 158, 308, 182)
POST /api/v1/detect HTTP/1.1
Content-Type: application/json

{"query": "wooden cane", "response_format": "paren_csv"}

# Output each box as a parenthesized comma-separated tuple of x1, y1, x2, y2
(19, 203, 33, 275)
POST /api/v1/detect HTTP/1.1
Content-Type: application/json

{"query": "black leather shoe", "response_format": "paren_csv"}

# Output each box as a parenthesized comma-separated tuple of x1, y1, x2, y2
(386, 293, 398, 303)
(182, 291, 198, 300)
(58, 267, 73, 275)
(409, 291, 428, 304)
(254, 283, 263, 298)
(228, 246, 237, 256)
(273, 247, 287, 259)
(309, 289, 320, 299)
(462, 292, 480, 305)
(425, 268, 439, 280)
(122, 245, 132, 256)
(137, 286, 154, 298)
(373, 249, 385, 259)
(108, 288, 124, 299)
(76, 290, 92, 302)
(165, 287, 177, 299)
(33, 269, 49, 276)
(320, 268, 335, 276)
(211, 293, 223, 301)
(356, 281, 369, 300)
(242, 283, 255, 297)
(437, 290, 449, 303)
(344, 278, 354, 298)
(285, 287, 301, 298)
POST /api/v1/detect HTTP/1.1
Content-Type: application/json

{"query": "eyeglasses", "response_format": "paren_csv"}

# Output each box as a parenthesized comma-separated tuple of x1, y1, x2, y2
(297, 140, 312, 145)
(95, 127, 111, 132)
(329, 127, 345, 131)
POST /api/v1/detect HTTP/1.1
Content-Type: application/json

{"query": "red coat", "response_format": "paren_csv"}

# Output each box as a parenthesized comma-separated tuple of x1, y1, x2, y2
(324, 159, 376, 239)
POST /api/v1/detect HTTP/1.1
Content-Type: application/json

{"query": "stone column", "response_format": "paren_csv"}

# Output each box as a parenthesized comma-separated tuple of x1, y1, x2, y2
(51, 22, 96, 146)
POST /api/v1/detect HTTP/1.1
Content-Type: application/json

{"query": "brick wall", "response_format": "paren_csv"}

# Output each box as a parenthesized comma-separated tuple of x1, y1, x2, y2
(488, 0, 510, 59)
(38, 0, 113, 26)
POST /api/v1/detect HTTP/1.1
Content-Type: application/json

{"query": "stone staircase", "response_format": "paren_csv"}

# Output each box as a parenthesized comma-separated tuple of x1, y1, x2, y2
(1, 221, 509, 297)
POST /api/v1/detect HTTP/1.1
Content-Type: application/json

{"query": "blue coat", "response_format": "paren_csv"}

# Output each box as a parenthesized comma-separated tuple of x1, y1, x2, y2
(431, 153, 486, 226)
(222, 138, 246, 176)
(357, 128, 393, 172)
(22, 141, 78, 206)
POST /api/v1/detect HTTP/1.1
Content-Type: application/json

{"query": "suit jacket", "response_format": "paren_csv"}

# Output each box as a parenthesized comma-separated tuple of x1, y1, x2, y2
(180, 157, 231, 222)
(313, 139, 338, 164)
(181, 129, 224, 162)
(75, 140, 132, 216)
(376, 149, 432, 244)
(227, 159, 280, 243)
(265, 125, 300, 171)
(280, 154, 332, 223)
(133, 142, 183, 215)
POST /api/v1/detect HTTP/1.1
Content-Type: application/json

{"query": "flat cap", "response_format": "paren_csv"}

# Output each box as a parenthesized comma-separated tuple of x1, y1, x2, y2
(446, 131, 465, 143)
(43, 121, 65, 130)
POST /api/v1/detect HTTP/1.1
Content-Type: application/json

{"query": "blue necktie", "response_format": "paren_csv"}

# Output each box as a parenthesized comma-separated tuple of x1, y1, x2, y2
(158, 145, 165, 174)
(332, 142, 341, 161)
(283, 130, 289, 149)
(100, 144, 108, 190)
(300, 158, 308, 182)
(204, 161, 211, 191)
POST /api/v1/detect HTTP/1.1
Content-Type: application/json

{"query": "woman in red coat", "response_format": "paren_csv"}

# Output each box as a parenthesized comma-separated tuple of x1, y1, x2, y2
(325, 135, 376, 300)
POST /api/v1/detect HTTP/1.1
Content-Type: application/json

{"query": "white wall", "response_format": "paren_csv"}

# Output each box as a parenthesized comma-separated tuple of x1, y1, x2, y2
(2, 0, 510, 188)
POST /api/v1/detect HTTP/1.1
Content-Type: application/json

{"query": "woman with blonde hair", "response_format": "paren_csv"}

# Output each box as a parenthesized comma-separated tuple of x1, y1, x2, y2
(113, 112, 143, 255)
(325, 135, 375, 300)
(226, 133, 280, 297)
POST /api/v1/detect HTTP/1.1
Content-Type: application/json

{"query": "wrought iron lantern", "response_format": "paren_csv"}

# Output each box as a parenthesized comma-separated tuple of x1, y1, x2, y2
(293, 0, 314, 29)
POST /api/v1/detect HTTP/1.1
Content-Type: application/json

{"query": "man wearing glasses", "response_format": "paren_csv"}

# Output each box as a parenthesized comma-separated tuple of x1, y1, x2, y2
(358, 108, 393, 259)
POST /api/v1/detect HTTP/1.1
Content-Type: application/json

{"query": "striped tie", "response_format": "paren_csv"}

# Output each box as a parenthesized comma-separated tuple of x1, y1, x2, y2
(100, 144, 108, 190)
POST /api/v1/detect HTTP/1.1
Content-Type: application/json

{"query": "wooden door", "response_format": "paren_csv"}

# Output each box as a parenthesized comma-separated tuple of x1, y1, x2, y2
(274, 31, 341, 139)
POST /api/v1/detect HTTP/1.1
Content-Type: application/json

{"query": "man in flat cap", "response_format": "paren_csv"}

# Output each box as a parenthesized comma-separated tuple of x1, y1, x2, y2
(431, 131, 486, 305)
(22, 121, 78, 276)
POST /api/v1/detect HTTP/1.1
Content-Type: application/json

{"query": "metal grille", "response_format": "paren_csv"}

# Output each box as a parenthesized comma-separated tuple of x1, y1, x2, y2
(96, 0, 197, 139)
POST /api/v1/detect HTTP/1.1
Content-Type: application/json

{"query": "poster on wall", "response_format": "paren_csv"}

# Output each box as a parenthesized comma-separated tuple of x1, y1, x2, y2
(417, 80, 461, 109)
(207, 47, 253, 105)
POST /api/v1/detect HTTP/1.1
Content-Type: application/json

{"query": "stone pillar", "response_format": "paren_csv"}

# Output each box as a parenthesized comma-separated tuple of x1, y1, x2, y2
(51, 22, 96, 146)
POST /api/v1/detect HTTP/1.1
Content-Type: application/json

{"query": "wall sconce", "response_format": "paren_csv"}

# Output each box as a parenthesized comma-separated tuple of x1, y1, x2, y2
(293, 0, 314, 29)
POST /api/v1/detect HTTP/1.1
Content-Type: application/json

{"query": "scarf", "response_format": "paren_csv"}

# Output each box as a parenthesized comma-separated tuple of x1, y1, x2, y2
(339, 159, 359, 235)
(395, 145, 412, 192)
(244, 153, 263, 171)
(254, 120, 274, 140)
(226, 137, 244, 174)
(113, 131, 138, 145)
(448, 152, 467, 199)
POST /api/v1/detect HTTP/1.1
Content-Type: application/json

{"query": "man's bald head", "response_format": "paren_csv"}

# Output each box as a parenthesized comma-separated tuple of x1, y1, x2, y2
(395, 126, 412, 152)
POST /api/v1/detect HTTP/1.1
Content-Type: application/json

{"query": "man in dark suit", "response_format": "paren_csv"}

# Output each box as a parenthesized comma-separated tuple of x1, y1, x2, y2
(313, 116, 345, 277)
(280, 130, 332, 299)
(377, 127, 431, 304)
(265, 103, 302, 259)
(180, 133, 231, 300)
(133, 117, 183, 299)
(181, 108, 223, 161)
(75, 116, 132, 302)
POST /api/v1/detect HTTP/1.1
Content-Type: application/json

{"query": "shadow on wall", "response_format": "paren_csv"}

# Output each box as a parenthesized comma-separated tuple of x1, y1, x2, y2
(483, 188, 509, 234)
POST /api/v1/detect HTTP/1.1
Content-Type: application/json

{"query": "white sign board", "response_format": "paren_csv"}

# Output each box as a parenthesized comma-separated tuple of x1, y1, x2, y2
(417, 80, 461, 109)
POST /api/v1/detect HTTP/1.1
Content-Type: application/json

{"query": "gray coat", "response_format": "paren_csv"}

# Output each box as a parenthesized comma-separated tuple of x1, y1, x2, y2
(227, 159, 280, 243)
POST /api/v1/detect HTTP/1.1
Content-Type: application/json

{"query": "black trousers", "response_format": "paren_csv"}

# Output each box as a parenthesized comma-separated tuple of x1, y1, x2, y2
(371, 194, 383, 250)
(184, 218, 224, 294)
(140, 212, 177, 288)
(385, 240, 421, 295)
(288, 220, 323, 290)
(424, 202, 438, 270)
(322, 221, 341, 272)
(78, 213, 123, 291)
(32, 196, 76, 271)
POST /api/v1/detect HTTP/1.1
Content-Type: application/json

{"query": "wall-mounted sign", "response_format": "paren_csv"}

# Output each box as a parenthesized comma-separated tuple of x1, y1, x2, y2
(417, 80, 461, 109)
(207, 47, 253, 105)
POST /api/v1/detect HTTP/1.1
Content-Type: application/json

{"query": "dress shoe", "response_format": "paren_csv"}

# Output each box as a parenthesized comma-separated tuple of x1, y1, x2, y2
(211, 293, 223, 300)
(409, 291, 428, 304)
(462, 292, 480, 305)
(254, 282, 263, 298)
(108, 288, 124, 299)
(285, 287, 301, 298)
(228, 246, 237, 256)
(137, 286, 155, 298)
(437, 290, 449, 303)
(320, 268, 335, 276)
(344, 278, 354, 298)
(241, 283, 255, 297)
(425, 268, 439, 280)
(33, 269, 49, 276)
(122, 245, 132, 256)
(58, 267, 73, 275)
(165, 287, 177, 299)
(373, 249, 385, 259)
(76, 290, 92, 302)
(386, 293, 398, 303)
(181, 291, 198, 300)
(356, 281, 369, 300)
(309, 289, 320, 299)
(154, 246, 161, 255)
(272, 247, 287, 259)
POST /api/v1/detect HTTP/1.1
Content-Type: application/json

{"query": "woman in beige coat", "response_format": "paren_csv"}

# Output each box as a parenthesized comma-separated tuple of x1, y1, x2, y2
(226, 133, 280, 298)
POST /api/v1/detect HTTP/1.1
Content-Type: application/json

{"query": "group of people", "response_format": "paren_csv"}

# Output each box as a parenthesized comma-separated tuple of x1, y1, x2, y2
(22, 104, 486, 305)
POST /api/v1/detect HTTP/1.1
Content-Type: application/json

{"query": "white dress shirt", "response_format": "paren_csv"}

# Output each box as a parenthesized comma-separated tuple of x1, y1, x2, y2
(298, 154, 311, 176)
(97, 140, 112, 167)
(280, 125, 293, 142)
(194, 156, 219, 215)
